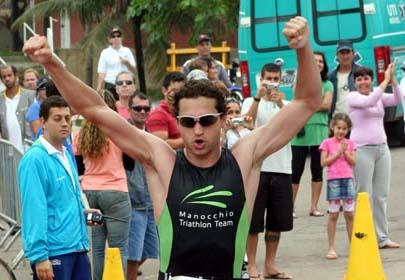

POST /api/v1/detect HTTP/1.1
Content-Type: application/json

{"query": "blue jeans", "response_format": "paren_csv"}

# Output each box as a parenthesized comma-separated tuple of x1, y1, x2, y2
(31, 252, 91, 280)
(85, 190, 131, 280)
(128, 208, 159, 261)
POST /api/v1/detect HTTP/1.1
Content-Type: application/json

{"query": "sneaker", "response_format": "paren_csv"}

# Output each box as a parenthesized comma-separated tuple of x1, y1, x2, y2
(292, 210, 297, 219)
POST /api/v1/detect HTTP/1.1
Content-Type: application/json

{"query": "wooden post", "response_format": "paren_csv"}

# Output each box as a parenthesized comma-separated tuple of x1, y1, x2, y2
(170, 43, 176, 72)
(221, 41, 227, 67)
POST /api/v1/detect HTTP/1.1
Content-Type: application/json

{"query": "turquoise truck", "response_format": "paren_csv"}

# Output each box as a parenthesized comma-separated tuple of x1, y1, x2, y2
(238, 0, 405, 144)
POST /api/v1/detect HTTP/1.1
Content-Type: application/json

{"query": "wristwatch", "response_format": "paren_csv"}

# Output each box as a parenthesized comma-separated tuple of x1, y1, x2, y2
(253, 96, 261, 102)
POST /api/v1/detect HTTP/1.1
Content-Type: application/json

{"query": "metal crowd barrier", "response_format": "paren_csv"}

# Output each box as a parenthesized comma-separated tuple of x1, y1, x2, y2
(0, 139, 23, 224)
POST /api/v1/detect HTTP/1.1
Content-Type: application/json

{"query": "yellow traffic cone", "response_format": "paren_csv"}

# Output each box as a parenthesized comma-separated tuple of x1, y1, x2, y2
(343, 192, 386, 280)
(102, 248, 125, 280)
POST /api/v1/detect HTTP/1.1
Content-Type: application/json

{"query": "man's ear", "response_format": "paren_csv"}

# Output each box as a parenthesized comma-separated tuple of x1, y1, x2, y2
(220, 114, 227, 127)
(161, 86, 167, 96)
(40, 117, 46, 128)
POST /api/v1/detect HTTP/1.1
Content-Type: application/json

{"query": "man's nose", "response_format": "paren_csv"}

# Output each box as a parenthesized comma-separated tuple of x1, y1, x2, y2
(193, 122, 204, 134)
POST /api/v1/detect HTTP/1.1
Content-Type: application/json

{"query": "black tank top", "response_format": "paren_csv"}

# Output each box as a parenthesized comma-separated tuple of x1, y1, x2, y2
(157, 149, 249, 279)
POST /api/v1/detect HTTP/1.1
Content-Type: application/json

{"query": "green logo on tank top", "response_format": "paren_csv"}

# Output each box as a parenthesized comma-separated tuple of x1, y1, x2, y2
(181, 185, 232, 209)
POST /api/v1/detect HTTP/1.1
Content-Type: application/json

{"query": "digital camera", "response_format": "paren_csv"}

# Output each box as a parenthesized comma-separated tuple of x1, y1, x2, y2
(231, 117, 246, 126)
(85, 212, 104, 224)
(263, 82, 280, 91)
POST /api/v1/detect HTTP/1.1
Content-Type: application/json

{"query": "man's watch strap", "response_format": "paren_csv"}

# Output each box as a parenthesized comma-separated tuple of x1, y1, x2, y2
(253, 96, 261, 102)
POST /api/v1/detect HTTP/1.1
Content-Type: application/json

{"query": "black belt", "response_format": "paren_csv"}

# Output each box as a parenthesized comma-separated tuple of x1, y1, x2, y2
(158, 271, 245, 280)
(364, 143, 385, 147)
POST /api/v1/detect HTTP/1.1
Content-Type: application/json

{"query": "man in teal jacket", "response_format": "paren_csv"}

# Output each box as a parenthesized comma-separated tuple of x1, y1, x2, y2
(18, 96, 90, 280)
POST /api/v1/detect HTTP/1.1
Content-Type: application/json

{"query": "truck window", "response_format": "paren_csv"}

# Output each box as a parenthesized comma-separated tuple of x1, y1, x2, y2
(252, 0, 301, 52)
(312, 0, 366, 45)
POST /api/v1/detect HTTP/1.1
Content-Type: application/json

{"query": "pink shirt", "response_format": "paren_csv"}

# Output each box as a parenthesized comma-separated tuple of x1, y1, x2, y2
(347, 85, 402, 146)
(73, 133, 128, 192)
(116, 104, 130, 120)
(319, 137, 356, 180)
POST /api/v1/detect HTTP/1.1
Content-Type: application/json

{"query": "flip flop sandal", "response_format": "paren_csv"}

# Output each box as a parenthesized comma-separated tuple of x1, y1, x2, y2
(264, 272, 292, 279)
(249, 273, 262, 280)
(326, 251, 338, 259)
(309, 210, 324, 217)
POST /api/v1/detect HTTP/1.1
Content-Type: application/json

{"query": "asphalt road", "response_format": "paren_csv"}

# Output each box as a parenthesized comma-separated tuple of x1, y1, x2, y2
(2, 147, 405, 280)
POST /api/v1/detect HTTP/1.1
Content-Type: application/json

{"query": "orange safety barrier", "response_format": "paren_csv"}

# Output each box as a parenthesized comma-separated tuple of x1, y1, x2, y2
(167, 41, 231, 72)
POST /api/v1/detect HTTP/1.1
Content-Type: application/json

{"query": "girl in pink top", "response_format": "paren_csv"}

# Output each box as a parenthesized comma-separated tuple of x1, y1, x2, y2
(319, 113, 356, 260)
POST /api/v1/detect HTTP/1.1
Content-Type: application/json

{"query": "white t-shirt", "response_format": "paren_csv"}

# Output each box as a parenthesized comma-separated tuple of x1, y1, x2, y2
(241, 97, 291, 174)
(226, 128, 250, 149)
(335, 72, 350, 114)
(5, 94, 23, 152)
(97, 45, 136, 84)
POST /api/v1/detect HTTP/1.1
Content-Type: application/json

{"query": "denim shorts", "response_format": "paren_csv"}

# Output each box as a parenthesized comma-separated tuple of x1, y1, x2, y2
(327, 178, 355, 201)
(128, 208, 159, 261)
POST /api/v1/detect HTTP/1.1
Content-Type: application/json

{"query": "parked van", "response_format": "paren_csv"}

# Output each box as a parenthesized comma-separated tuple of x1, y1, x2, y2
(238, 0, 405, 144)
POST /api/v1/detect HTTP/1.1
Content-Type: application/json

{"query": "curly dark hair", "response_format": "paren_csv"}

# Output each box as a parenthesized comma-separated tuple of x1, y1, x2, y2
(39, 95, 69, 121)
(172, 80, 225, 117)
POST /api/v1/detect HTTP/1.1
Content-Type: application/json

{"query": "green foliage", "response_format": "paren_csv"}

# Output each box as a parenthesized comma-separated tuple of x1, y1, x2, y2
(11, 0, 114, 30)
(128, 0, 239, 46)
(127, 0, 239, 87)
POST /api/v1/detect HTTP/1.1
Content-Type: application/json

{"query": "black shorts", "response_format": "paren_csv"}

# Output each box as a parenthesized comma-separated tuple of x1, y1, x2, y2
(249, 172, 293, 233)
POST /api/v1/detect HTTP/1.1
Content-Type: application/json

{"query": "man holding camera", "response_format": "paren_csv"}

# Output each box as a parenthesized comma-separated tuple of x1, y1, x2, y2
(241, 63, 293, 279)
(18, 96, 91, 280)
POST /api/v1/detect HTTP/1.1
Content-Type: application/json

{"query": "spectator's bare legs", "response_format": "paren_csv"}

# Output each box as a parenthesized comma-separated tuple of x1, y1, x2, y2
(292, 183, 299, 205)
(246, 234, 260, 278)
(343, 211, 353, 242)
(127, 259, 145, 280)
(310, 181, 323, 214)
(264, 231, 280, 275)
(327, 212, 339, 259)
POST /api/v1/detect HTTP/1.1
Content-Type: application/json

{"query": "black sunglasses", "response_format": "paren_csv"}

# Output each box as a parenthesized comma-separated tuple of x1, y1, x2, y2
(131, 105, 151, 112)
(116, 80, 133, 86)
(177, 113, 222, 128)
(111, 34, 121, 38)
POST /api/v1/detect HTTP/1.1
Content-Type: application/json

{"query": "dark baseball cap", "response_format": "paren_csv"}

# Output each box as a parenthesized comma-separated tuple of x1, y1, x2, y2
(36, 77, 48, 91)
(197, 34, 211, 44)
(336, 40, 353, 52)
(110, 27, 122, 37)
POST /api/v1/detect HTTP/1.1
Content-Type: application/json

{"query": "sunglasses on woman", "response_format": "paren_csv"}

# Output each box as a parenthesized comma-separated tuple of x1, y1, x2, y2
(177, 113, 222, 128)
(116, 80, 133, 86)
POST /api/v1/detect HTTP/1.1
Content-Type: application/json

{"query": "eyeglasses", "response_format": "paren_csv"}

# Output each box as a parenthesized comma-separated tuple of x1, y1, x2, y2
(131, 105, 151, 112)
(111, 35, 121, 38)
(116, 80, 133, 86)
(177, 113, 222, 128)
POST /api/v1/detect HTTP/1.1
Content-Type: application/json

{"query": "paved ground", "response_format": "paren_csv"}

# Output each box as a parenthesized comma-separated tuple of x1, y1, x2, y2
(2, 147, 405, 279)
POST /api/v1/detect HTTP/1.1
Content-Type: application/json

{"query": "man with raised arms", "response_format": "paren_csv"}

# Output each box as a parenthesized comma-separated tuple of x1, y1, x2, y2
(23, 16, 320, 280)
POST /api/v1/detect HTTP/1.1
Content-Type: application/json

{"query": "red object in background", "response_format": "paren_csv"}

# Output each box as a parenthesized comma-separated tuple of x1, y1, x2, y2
(374, 46, 391, 84)
(239, 60, 251, 98)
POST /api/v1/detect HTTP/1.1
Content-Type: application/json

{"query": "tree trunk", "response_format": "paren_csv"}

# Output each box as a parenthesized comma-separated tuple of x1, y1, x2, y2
(132, 16, 146, 94)
(84, 24, 94, 86)
(11, 0, 23, 51)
